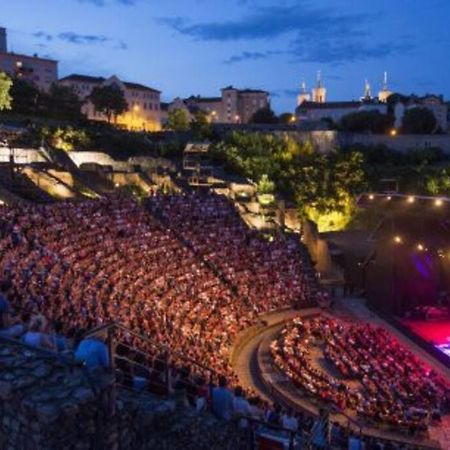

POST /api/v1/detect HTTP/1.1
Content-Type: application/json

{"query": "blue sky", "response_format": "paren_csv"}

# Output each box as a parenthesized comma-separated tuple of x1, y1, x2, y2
(2, 0, 449, 113)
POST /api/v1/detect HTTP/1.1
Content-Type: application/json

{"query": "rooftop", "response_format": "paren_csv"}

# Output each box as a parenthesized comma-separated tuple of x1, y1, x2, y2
(185, 95, 222, 103)
(0, 50, 58, 63)
(221, 85, 269, 95)
(298, 101, 362, 110)
(59, 74, 161, 93)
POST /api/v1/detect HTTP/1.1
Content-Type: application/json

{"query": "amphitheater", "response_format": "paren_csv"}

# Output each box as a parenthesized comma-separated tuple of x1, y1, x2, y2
(1, 145, 450, 450)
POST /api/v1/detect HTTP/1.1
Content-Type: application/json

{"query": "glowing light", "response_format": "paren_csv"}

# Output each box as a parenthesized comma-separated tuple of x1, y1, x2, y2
(115, 183, 120, 188)
(369, 194, 374, 200)
(390, 129, 397, 137)
(386, 196, 392, 200)
(407, 196, 415, 203)
(394, 236, 402, 244)
(417, 243, 424, 251)
(435, 199, 443, 207)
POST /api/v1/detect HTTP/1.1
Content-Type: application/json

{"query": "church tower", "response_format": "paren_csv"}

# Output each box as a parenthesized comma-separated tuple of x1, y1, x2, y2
(362, 79, 372, 101)
(312, 71, 326, 103)
(378, 71, 393, 103)
(0, 27, 6, 53)
(297, 79, 311, 105)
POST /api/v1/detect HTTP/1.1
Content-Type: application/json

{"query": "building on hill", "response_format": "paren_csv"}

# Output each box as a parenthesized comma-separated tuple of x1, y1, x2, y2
(59, 74, 162, 131)
(311, 71, 326, 103)
(0, 26, 58, 92)
(296, 73, 387, 124)
(378, 72, 393, 103)
(162, 85, 270, 126)
(391, 94, 448, 132)
(297, 100, 388, 124)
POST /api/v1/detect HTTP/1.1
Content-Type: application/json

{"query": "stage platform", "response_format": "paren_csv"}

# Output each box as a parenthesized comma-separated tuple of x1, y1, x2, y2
(401, 319, 450, 360)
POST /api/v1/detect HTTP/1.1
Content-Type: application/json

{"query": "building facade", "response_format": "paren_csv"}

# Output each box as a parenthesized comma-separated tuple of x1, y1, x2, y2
(0, 27, 58, 92)
(297, 101, 388, 123)
(164, 85, 270, 125)
(59, 74, 161, 131)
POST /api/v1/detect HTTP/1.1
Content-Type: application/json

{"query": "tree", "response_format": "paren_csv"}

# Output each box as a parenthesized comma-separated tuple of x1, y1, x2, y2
(0, 72, 12, 111)
(250, 106, 278, 124)
(9, 78, 46, 115)
(40, 125, 91, 152)
(46, 84, 83, 120)
(257, 174, 275, 194)
(340, 110, 394, 134)
(402, 107, 437, 134)
(89, 84, 127, 123)
(190, 110, 212, 139)
(167, 108, 190, 131)
(279, 112, 296, 125)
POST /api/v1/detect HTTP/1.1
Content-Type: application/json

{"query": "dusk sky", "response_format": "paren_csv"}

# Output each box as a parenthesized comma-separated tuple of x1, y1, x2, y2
(2, 0, 449, 113)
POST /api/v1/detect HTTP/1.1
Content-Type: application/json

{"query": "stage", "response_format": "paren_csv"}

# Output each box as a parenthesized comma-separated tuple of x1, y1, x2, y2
(401, 319, 450, 360)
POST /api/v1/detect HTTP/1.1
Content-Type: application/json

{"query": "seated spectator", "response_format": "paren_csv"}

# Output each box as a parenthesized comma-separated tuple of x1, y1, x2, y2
(233, 386, 251, 428)
(212, 376, 234, 421)
(75, 330, 110, 373)
(282, 408, 299, 432)
(0, 293, 24, 339)
(50, 320, 68, 353)
(22, 315, 54, 349)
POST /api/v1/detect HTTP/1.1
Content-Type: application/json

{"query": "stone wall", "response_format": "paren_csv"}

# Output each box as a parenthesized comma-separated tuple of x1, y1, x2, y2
(0, 339, 250, 450)
(0, 339, 113, 450)
(68, 152, 176, 174)
(338, 132, 450, 154)
(0, 148, 48, 164)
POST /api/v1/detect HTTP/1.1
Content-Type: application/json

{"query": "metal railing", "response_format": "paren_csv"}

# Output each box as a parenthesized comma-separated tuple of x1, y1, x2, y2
(83, 321, 217, 401)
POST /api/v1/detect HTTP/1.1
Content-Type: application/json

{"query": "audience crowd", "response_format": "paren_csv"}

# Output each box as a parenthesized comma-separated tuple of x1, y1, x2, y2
(0, 192, 315, 386)
(272, 316, 450, 434)
(0, 191, 447, 448)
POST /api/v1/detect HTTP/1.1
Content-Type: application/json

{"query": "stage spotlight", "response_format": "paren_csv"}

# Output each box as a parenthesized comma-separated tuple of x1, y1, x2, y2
(394, 236, 402, 244)
(417, 243, 424, 251)
(435, 199, 443, 207)
(407, 196, 415, 203)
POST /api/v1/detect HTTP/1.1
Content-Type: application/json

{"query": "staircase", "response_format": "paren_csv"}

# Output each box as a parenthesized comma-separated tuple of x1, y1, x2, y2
(0, 164, 55, 203)
(42, 145, 114, 195)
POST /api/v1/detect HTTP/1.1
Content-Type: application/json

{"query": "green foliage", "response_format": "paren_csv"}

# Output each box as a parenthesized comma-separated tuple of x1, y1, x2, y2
(402, 107, 437, 134)
(0, 72, 12, 111)
(211, 132, 367, 230)
(167, 108, 190, 131)
(89, 84, 127, 123)
(9, 78, 46, 115)
(340, 110, 394, 134)
(40, 125, 91, 152)
(257, 174, 275, 194)
(119, 184, 148, 201)
(278, 112, 295, 125)
(190, 110, 212, 140)
(250, 106, 278, 124)
(46, 84, 83, 120)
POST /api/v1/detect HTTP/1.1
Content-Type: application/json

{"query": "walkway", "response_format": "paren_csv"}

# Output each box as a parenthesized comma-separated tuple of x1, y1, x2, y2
(232, 303, 446, 449)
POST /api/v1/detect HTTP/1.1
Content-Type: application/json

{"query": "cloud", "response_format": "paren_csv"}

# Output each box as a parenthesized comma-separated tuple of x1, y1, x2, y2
(58, 32, 109, 45)
(33, 31, 53, 41)
(160, 4, 415, 64)
(159, 5, 367, 42)
(34, 30, 127, 50)
(290, 37, 415, 64)
(224, 50, 283, 64)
